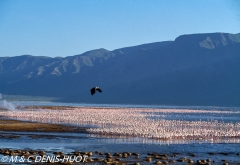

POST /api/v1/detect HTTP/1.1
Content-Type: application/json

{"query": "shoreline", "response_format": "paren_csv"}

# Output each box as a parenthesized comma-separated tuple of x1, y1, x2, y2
(0, 106, 240, 164)
(1, 106, 240, 141)
(0, 118, 88, 133)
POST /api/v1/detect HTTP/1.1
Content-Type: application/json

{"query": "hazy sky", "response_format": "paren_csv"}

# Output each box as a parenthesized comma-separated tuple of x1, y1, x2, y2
(0, 0, 239, 57)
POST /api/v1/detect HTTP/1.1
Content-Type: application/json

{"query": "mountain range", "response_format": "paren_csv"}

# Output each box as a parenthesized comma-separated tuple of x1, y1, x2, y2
(0, 32, 240, 106)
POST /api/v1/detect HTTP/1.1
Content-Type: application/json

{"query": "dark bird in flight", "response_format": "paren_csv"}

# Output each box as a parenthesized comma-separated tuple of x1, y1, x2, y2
(90, 87, 102, 95)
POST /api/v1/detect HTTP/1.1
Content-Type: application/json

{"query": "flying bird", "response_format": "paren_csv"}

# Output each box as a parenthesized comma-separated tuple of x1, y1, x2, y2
(90, 87, 102, 95)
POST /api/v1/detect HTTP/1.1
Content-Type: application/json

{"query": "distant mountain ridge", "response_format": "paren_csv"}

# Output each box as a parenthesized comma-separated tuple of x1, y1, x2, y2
(0, 32, 240, 106)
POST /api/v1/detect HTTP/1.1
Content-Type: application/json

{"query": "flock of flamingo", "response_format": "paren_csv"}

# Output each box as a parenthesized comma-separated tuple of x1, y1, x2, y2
(0, 107, 239, 141)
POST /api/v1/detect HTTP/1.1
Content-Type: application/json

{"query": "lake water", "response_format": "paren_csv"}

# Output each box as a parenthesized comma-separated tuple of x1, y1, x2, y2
(0, 101, 240, 164)
(10, 101, 240, 110)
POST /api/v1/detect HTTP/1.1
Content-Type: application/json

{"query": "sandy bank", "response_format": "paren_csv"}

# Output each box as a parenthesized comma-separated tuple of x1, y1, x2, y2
(0, 118, 87, 133)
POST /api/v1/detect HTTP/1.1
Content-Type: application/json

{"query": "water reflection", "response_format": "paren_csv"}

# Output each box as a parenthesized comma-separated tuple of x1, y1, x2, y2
(88, 134, 240, 145)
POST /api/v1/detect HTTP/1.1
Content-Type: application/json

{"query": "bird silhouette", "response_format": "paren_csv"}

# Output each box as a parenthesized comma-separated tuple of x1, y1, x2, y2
(90, 87, 102, 95)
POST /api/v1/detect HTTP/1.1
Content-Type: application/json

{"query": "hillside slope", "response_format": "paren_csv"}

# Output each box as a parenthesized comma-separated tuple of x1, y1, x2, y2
(0, 33, 239, 106)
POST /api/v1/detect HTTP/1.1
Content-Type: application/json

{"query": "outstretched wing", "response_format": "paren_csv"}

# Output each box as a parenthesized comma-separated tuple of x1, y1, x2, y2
(90, 87, 96, 95)
(96, 87, 102, 93)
